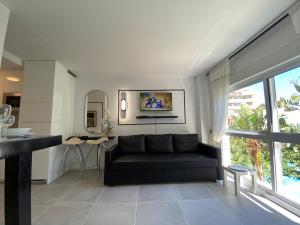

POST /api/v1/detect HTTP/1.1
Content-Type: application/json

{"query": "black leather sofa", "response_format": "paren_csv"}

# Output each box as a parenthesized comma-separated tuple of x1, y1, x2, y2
(104, 134, 223, 186)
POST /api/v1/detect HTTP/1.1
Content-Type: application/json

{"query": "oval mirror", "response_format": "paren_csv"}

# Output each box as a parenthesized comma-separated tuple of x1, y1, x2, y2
(84, 90, 108, 134)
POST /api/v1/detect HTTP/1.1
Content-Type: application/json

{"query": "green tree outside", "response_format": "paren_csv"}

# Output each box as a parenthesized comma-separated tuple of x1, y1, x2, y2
(229, 77, 300, 183)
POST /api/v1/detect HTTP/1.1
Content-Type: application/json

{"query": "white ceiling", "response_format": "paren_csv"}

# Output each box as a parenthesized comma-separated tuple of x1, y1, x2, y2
(0, 0, 296, 77)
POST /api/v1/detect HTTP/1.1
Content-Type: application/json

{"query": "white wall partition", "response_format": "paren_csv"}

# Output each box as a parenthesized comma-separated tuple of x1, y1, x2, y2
(0, 2, 9, 66)
(16, 60, 75, 183)
(19, 61, 55, 181)
(48, 62, 75, 183)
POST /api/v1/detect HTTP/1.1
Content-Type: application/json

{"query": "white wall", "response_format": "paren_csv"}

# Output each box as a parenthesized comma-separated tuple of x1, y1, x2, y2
(74, 75, 197, 136)
(73, 75, 197, 168)
(0, 2, 9, 66)
(48, 62, 75, 183)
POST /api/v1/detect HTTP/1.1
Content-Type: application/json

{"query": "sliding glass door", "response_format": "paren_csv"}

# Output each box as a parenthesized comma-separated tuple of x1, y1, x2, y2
(224, 66, 300, 206)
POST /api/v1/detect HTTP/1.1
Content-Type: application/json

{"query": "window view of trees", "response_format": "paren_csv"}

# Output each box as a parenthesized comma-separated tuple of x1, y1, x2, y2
(228, 72, 300, 193)
(275, 74, 300, 133)
(228, 82, 270, 184)
(274, 72, 300, 193)
(230, 136, 270, 183)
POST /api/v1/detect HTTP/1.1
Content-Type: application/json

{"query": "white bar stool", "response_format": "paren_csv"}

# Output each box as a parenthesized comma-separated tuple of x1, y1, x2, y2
(86, 137, 108, 175)
(63, 137, 86, 178)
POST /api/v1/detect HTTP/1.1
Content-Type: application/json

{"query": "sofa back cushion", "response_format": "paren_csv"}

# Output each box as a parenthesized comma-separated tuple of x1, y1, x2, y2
(118, 135, 145, 153)
(146, 134, 173, 153)
(173, 134, 199, 153)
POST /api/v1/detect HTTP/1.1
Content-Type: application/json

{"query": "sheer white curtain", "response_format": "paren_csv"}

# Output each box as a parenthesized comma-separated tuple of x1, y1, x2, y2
(196, 75, 212, 144)
(289, 1, 300, 34)
(209, 59, 230, 147)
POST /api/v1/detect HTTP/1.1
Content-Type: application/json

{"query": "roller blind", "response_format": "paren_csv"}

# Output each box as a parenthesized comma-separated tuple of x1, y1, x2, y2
(230, 16, 300, 85)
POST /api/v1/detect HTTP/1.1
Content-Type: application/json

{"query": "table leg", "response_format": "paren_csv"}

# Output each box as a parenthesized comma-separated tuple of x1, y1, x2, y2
(5, 152, 32, 225)
(234, 173, 240, 196)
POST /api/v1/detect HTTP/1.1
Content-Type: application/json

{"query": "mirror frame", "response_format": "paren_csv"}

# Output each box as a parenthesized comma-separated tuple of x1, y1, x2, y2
(84, 90, 108, 135)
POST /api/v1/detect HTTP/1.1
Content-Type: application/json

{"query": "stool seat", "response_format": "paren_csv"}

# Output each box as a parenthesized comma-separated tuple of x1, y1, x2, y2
(63, 137, 85, 145)
(86, 137, 108, 145)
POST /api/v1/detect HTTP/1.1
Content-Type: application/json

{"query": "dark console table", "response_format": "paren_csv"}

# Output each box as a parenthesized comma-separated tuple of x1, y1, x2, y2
(0, 135, 62, 225)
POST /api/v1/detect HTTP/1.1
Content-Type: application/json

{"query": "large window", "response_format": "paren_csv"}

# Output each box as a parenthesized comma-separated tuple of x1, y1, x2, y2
(225, 65, 300, 206)
(228, 82, 267, 131)
(274, 67, 300, 133)
(276, 142, 300, 203)
(230, 137, 271, 186)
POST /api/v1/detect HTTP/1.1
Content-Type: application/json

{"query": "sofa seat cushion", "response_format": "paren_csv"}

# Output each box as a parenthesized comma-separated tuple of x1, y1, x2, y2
(146, 134, 173, 153)
(173, 134, 199, 153)
(118, 135, 145, 153)
(111, 153, 218, 171)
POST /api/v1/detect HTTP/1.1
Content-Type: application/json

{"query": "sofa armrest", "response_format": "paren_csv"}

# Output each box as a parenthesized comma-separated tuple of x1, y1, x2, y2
(105, 144, 121, 166)
(104, 144, 122, 185)
(198, 142, 223, 180)
(198, 143, 220, 158)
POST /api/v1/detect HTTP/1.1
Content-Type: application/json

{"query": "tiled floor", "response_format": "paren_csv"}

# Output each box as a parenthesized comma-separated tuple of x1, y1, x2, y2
(0, 169, 299, 225)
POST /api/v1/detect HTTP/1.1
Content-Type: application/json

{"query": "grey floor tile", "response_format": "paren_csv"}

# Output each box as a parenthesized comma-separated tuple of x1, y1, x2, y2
(136, 202, 188, 225)
(219, 196, 300, 225)
(32, 204, 49, 223)
(31, 187, 70, 205)
(58, 187, 103, 204)
(205, 182, 237, 198)
(1, 169, 299, 225)
(31, 184, 44, 196)
(75, 176, 103, 187)
(34, 205, 91, 225)
(97, 186, 138, 204)
(48, 175, 81, 188)
(84, 204, 136, 225)
(138, 185, 176, 203)
(173, 183, 215, 200)
(179, 199, 241, 225)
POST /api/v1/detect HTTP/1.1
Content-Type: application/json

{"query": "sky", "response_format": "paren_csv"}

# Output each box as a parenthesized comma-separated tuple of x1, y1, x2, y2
(245, 66, 300, 102)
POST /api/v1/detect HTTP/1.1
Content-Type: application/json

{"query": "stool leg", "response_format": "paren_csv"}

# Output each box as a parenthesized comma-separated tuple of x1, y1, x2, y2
(63, 146, 71, 174)
(76, 145, 85, 179)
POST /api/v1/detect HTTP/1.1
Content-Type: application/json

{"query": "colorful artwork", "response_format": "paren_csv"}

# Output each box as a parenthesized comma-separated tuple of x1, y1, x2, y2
(140, 92, 172, 111)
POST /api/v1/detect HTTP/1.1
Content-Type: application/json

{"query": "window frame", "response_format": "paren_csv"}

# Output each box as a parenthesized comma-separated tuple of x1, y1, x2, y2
(224, 59, 300, 209)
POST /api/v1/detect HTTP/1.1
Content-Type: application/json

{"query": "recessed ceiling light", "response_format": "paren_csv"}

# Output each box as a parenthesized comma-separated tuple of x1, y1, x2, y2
(6, 76, 21, 82)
